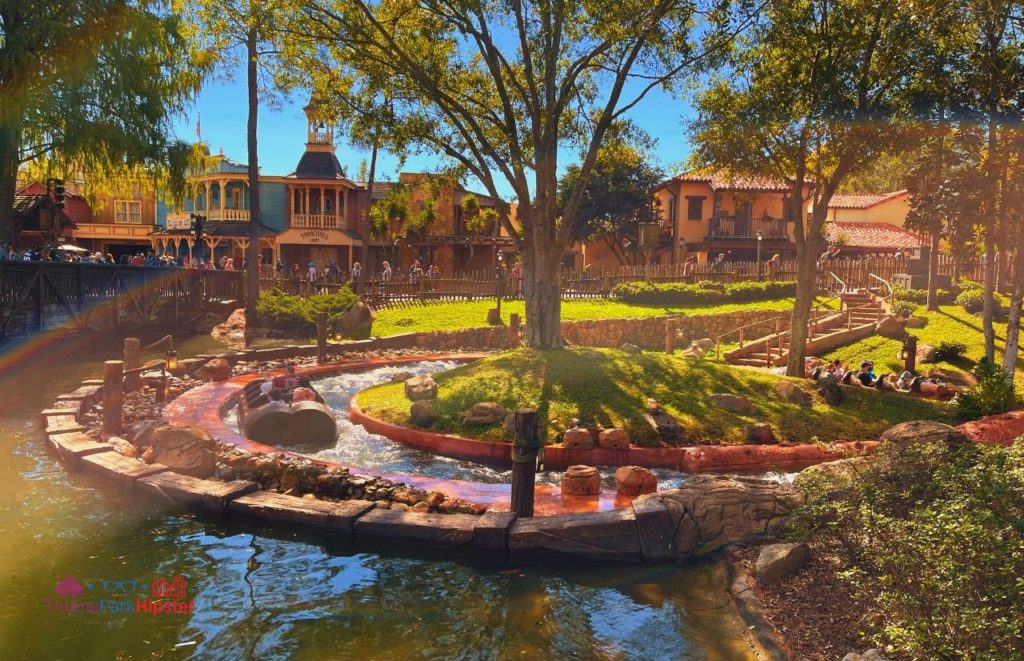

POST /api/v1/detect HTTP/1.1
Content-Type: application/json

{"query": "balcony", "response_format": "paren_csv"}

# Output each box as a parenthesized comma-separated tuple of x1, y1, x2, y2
(292, 214, 342, 230)
(708, 215, 787, 240)
(207, 208, 250, 222)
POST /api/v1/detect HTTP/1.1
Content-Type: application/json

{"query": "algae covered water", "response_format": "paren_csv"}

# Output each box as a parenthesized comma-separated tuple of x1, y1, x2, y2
(0, 334, 758, 659)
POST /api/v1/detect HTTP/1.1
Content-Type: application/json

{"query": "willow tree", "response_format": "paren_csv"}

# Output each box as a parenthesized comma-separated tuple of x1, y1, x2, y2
(690, 0, 942, 376)
(296, 0, 754, 347)
(0, 0, 206, 244)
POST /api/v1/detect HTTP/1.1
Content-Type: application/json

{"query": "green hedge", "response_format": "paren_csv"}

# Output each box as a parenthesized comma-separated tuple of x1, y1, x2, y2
(256, 286, 363, 336)
(611, 279, 796, 306)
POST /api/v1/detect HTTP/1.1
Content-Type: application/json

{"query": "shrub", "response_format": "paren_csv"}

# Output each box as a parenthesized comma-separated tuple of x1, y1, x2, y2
(611, 279, 795, 306)
(792, 439, 1024, 659)
(934, 340, 968, 361)
(891, 284, 957, 305)
(256, 286, 363, 336)
(955, 288, 984, 313)
(955, 359, 1017, 421)
(724, 280, 796, 301)
(890, 300, 918, 318)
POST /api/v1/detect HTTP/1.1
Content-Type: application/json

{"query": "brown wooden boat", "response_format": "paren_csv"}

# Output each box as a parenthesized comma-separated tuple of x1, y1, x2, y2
(238, 378, 337, 448)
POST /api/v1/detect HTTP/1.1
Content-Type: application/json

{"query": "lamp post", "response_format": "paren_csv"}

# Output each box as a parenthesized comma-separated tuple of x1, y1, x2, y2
(756, 232, 763, 281)
(900, 334, 918, 374)
(496, 250, 505, 318)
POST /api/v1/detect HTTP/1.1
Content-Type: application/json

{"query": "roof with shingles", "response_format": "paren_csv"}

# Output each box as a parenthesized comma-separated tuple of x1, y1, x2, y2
(660, 169, 795, 192)
(828, 190, 908, 209)
(826, 222, 922, 250)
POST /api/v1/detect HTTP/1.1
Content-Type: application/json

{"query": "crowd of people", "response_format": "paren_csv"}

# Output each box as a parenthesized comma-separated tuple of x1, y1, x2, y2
(806, 357, 956, 398)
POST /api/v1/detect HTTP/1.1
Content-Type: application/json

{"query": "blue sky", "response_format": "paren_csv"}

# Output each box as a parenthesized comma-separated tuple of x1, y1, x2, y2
(171, 63, 696, 200)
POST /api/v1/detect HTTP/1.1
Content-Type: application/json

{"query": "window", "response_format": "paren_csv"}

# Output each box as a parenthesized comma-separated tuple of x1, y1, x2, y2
(666, 196, 677, 225)
(231, 188, 241, 209)
(686, 196, 704, 221)
(114, 200, 143, 224)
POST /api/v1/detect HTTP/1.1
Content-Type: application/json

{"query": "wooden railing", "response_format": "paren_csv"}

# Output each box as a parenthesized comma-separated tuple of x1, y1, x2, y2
(292, 214, 344, 229)
(707, 215, 787, 239)
(0, 262, 243, 337)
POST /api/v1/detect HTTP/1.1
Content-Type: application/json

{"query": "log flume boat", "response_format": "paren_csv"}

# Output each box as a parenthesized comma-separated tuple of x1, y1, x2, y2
(238, 376, 337, 448)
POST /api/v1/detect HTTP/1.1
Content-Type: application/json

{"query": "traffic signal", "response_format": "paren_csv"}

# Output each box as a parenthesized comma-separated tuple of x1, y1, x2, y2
(53, 179, 65, 208)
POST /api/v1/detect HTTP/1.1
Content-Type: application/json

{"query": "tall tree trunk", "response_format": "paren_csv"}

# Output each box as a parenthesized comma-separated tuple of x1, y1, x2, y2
(983, 109, 998, 362)
(0, 117, 21, 247)
(1002, 243, 1024, 382)
(245, 28, 261, 320)
(926, 231, 941, 311)
(363, 140, 377, 278)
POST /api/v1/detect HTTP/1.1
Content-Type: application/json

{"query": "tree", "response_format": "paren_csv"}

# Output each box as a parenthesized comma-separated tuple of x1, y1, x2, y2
(296, 0, 754, 347)
(559, 121, 664, 266)
(183, 0, 298, 319)
(0, 0, 206, 244)
(691, 0, 940, 376)
(368, 181, 409, 266)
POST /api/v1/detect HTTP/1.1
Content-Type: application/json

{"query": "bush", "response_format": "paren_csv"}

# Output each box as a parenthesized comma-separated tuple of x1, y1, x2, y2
(891, 284, 958, 305)
(792, 439, 1024, 659)
(890, 300, 918, 318)
(256, 286, 363, 336)
(955, 359, 1017, 421)
(934, 340, 968, 361)
(611, 279, 795, 306)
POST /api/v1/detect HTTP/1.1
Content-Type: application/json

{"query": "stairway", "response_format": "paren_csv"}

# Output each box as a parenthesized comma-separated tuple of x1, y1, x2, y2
(724, 290, 887, 367)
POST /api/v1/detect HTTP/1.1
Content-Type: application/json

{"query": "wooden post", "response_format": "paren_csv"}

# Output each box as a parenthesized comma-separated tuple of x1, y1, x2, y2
(316, 311, 328, 363)
(510, 408, 540, 518)
(665, 318, 677, 354)
(123, 338, 141, 392)
(509, 313, 521, 347)
(103, 360, 124, 435)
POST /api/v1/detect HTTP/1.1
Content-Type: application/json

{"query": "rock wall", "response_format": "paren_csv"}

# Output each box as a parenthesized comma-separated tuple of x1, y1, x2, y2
(561, 310, 787, 350)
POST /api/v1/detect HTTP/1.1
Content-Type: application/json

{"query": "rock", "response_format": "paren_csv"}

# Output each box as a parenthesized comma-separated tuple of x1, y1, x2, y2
(335, 301, 375, 336)
(391, 370, 413, 383)
(109, 436, 138, 458)
(815, 372, 843, 405)
(212, 308, 246, 342)
(391, 502, 410, 511)
(927, 367, 977, 387)
(404, 374, 437, 401)
(878, 420, 969, 450)
(643, 475, 800, 558)
(561, 465, 600, 496)
(409, 400, 437, 427)
(774, 381, 812, 407)
(614, 466, 657, 497)
(875, 314, 906, 339)
(410, 501, 431, 513)
(619, 343, 641, 354)
(425, 491, 445, 508)
(793, 456, 871, 492)
(641, 409, 685, 444)
(203, 358, 232, 382)
(459, 401, 507, 425)
(745, 423, 777, 445)
(905, 316, 927, 328)
(693, 337, 716, 352)
(597, 427, 630, 450)
(755, 542, 810, 585)
(502, 412, 516, 437)
(916, 343, 938, 363)
(143, 424, 218, 477)
(842, 650, 890, 661)
(708, 393, 756, 415)
(562, 426, 595, 450)
(140, 446, 155, 463)
(683, 345, 705, 359)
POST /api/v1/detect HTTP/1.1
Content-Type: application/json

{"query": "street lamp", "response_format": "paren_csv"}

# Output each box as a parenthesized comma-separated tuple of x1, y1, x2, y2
(496, 250, 505, 318)
(756, 232, 763, 281)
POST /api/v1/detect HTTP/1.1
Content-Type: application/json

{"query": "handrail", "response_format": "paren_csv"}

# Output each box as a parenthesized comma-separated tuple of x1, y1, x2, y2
(828, 270, 847, 293)
(869, 273, 894, 302)
(714, 292, 840, 358)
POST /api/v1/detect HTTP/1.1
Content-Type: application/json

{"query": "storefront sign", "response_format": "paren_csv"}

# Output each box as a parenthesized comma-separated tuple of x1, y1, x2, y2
(300, 230, 330, 243)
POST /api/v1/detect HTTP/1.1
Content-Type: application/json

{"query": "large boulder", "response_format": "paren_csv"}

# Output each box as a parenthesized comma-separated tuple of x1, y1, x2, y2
(597, 427, 630, 450)
(915, 343, 938, 364)
(692, 337, 716, 352)
(708, 393, 756, 415)
(904, 316, 927, 329)
(335, 301, 375, 336)
(409, 400, 437, 427)
(928, 367, 978, 387)
(639, 475, 800, 559)
(561, 465, 601, 496)
(878, 420, 970, 451)
(745, 423, 777, 445)
(875, 315, 906, 339)
(136, 424, 217, 477)
(619, 343, 641, 354)
(459, 401, 507, 425)
(614, 466, 657, 496)
(199, 357, 232, 382)
(755, 542, 810, 585)
(390, 370, 413, 383)
(815, 372, 843, 405)
(775, 381, 813, 407)
(562, 427, 595, 450)
(212, 309, 246, 342)
(404, 375, 437, 401)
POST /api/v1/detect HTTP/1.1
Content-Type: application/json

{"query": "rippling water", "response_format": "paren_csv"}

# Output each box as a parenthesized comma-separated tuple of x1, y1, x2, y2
(0, 335, 759, 660)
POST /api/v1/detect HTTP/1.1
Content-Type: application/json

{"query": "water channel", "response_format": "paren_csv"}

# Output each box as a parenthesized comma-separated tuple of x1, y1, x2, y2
(0, 333, 760, 659)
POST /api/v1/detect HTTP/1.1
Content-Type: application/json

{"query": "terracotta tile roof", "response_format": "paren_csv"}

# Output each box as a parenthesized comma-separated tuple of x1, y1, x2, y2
(828, 190, 908, 209)
(826, 222, 922, 251)
(660, 169, 797, 192)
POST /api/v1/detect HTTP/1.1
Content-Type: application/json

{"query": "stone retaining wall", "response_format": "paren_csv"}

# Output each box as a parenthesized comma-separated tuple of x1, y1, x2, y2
(561, 310, 787, 350)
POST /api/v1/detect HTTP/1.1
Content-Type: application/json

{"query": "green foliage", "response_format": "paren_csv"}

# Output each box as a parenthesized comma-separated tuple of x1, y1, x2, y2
(793, 440, 1024, 659)
(890, 300, 918, 318)
(956, 289, 985, 313)
(955, 359, 1017, 422)
(934, 340, 968, 361)
(256, 287, 363, 337)
(358, 348, 949, 444)
(612, 280, 796, 306)
(891, 284, 958, 305)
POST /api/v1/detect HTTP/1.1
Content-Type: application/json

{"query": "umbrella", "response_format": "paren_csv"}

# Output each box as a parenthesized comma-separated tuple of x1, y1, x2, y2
(57, 244, 89, 253)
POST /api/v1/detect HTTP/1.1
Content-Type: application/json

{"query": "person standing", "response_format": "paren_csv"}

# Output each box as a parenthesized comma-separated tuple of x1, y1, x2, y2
(381, 261, 392, 281)
(307, 261, 317, 282)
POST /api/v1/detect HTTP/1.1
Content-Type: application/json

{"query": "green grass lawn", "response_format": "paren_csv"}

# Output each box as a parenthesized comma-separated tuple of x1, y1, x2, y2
(371, 296, 838, 337)
(357, 347, 951, 445)
(823, 305, 1024, 389)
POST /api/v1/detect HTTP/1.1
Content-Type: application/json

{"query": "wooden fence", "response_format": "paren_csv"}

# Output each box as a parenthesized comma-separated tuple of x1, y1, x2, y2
(261, 254, 988, 309)
(0, 262, 243, 336)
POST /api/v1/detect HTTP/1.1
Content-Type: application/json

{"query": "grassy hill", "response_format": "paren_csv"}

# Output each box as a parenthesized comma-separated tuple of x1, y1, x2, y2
(356, 348, 952, 445)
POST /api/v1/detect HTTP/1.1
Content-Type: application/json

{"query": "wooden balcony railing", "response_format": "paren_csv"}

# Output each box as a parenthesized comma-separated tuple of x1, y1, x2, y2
(292, 214, 342, 229)
(707, 215, 787, 240)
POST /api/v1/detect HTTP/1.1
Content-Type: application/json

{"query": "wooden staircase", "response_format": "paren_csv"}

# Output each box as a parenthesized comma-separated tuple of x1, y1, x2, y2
(723, 289, 888, 368)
